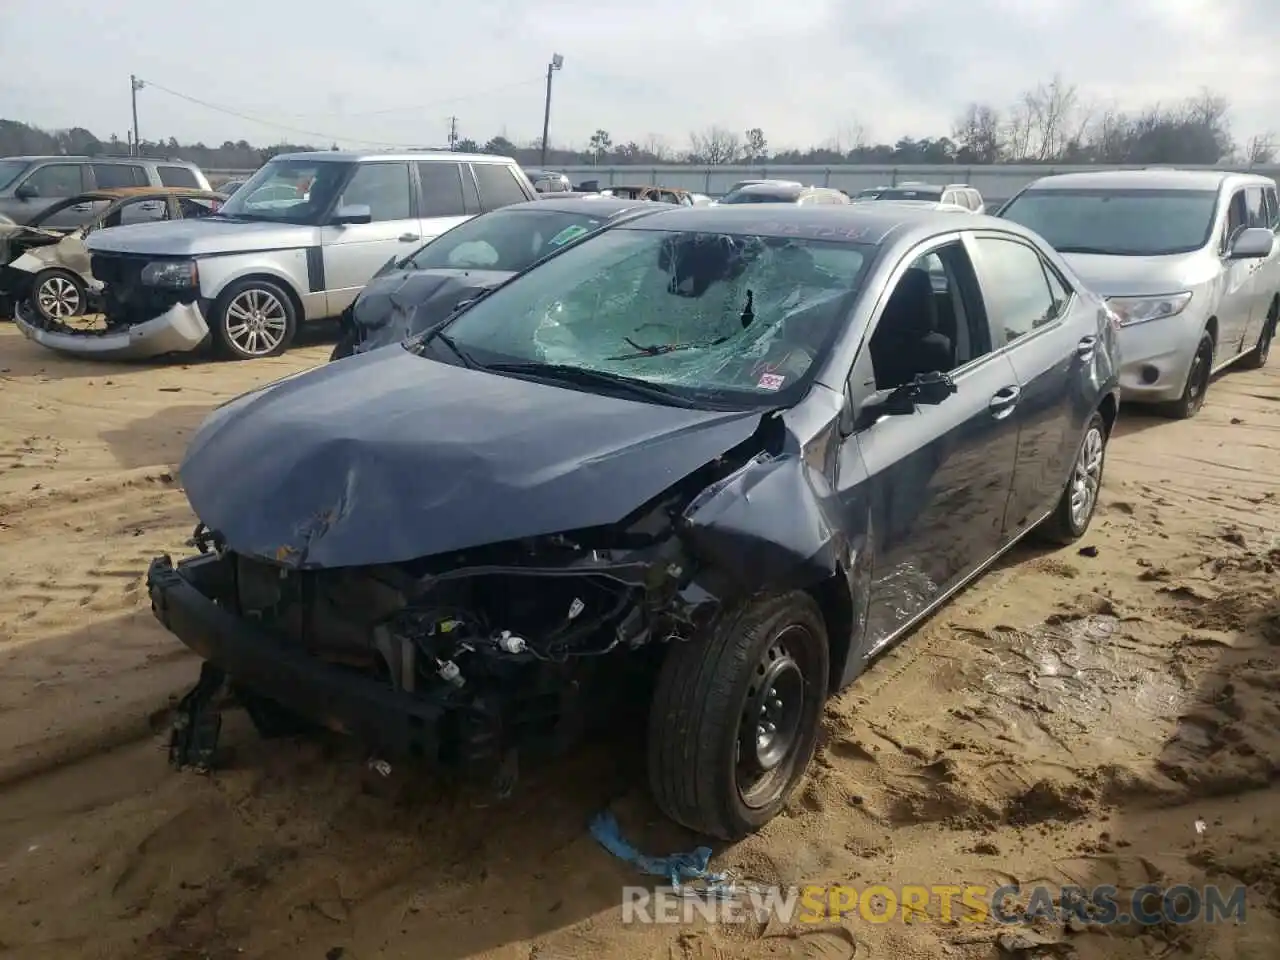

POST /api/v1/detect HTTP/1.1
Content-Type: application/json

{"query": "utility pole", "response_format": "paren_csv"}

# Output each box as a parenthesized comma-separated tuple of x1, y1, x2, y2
(447, 116, 459, 151)
(540, 54, 564, 168)
(130, 75, 145, 156)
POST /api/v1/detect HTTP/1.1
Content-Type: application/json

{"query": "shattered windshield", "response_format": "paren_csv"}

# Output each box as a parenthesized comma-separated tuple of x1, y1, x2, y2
(406, 208, 608, 273)
(434, 227, 873, 407)
(0, 160, 30, 192)
(214, 158, 350, 225)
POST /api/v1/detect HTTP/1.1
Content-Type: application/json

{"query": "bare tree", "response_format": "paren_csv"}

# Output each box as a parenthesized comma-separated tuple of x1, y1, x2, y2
(744, 127, 767, 162)
(1002, 102, 1034, 161)
(689, 126, 742, 165)
(833, 121, 868, 155)
(1244, 132, 1276, 165)
(952, 103, 1002, 163)
(1023, 74, 1080, 160)
(642, 133, 672, 162)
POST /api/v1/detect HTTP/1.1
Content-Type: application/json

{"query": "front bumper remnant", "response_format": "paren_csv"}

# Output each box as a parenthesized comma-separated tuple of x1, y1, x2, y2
(14, 300, 210, 360)
(147, 554, 445, 764)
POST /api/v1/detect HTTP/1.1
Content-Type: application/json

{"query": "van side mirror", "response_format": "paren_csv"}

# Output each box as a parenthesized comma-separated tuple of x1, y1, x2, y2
(854, 371, 956, 430)
(1228, 226, 1274, 260)
(15, 182, 38, 201)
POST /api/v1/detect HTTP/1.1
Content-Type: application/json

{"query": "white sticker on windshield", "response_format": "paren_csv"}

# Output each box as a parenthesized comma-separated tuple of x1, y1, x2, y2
(757, 373, 786, 390)
(548, 224, 590, 247)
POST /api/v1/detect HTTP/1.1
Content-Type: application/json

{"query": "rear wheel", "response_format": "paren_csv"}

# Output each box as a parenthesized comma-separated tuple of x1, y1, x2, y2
(1160, 331, 1213, 419)
(212, 278, 297, 360)
(1037, 411, 1108, 545)
(648, 591, 829, 840)
(1241, 301, 1277, 369)
(31, 268, 87, 323)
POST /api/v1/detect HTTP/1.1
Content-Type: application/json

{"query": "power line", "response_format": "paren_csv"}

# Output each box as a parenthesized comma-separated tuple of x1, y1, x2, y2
(136, 76, 544, 147)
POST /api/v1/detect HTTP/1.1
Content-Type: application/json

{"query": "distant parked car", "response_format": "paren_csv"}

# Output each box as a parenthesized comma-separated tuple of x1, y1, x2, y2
(330, 196, 664, 359)
(600, 185, 694, 205)
(217, 179, 247, 196)
(3, 187, 225, 324)
(1000, 169, 1280, 418)
(35, 151, 538, 361)
(0, 155, 211, 227)
(724, 178, 803, 194)
(148, 203, 1119, 843)
(853, 183, 984, 211)
(718, 183, 849, 205)
(524, 169, 573, 193)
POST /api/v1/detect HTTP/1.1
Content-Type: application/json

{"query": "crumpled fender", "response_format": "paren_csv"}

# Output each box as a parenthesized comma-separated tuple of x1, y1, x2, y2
(678, 452, 843, 590)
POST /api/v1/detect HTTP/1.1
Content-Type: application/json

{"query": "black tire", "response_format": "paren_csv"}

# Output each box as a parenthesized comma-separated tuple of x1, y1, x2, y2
(1241, 301, 1277, 370)
(1160, 330, 1213, 419)
(30, 268, 87, 324)
(1037, 411, 1108, 545)
(648, 591, 829, 840)
(329, 329, 358, 362)
(211, 278, 297, 360)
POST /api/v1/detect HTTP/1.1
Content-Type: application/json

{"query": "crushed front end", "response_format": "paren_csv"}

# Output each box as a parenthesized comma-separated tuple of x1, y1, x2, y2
(14, 252, 211, 359)
(148, 513, 714, 783)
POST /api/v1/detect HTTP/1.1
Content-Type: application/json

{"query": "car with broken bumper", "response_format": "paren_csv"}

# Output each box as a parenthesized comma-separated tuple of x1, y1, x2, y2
(4, 188, 225, 334)
(78, 151, 536, 361)
(149, 204, 1120, 840)
(331, 196, 663, 360)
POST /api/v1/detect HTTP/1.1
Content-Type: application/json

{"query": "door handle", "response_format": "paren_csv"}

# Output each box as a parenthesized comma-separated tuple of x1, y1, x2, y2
(72, 203, 91, 211)
(398, 233, 419, 242)
(989, 385, 1021, 419)
(1076, 335, 1097, 359)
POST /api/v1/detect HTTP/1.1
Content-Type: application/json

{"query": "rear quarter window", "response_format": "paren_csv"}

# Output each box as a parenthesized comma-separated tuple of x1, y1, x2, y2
(159, 165, 201, 188)
(92, 163, 148, 188)
(472, 163, 531, 211)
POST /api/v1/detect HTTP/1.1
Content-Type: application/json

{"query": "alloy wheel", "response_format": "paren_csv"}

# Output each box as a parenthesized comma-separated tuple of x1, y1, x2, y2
(1069, 426, 1105, 529)
(225, 288, 289, 356)
(36, 275, 82, 319)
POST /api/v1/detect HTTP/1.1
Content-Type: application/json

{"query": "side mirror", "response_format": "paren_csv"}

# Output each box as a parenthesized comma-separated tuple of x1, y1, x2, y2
(1227, 226, 1274, 260)
(854, 371, 957, 430)
(332, 203, 372, 225)
(15, 182, 38, 201)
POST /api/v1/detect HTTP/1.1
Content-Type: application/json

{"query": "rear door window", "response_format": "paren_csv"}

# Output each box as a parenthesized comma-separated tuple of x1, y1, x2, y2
(971, 236, 1059, 345)
(471, 163, 530, 211)
(416, 161, 468, 217)
(92, 163, 148, 188)
(159, 165, 201, 188)
(1266, 187, 1280, 231)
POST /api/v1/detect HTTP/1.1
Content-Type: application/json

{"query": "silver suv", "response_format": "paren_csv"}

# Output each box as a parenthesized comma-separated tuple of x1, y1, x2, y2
(77, 151, 536, 360)
(1000, 169, 1280, 418)
(0, 155, 211, 227)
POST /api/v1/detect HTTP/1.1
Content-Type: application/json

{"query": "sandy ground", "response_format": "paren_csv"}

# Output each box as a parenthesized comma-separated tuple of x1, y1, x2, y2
(0, 323, 1278, 960)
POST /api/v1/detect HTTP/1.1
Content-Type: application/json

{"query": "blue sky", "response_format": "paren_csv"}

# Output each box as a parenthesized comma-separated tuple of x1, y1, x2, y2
(1, 0, 1275, 153)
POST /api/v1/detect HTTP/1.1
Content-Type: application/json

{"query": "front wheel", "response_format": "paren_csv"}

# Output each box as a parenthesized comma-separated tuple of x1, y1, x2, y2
(211, 278, 297, 360)
(1037, 410, 1108, 545)
(648, 591, 829, 840)
(1160, 331, 1213, 419)
(31, 268, 87, 323)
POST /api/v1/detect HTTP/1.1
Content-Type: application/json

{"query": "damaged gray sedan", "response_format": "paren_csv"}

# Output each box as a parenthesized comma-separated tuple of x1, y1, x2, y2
(149, 204, 1120, 839)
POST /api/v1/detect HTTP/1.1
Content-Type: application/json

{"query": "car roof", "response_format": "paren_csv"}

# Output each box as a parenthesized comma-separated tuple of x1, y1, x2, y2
(504, 196, 655, 217)
(1, 155, 199, 165)
(1025, 168, 1266, 191)
(269, 150, 514, 164)
(733, 183, 804, 197)
(618, 203, 994, 245)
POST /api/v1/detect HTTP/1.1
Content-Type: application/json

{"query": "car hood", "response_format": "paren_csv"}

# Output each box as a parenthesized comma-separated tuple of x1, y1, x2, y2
(1060, 250, 1217, 297)
(85, 217, 316, 257)
(350, 266, 512, 355)
(180, 346, 763, 568)
(0, 222, 63, 265)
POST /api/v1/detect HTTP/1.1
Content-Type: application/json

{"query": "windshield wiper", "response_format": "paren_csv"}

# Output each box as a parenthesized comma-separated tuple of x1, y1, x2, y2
(1053, 245, 1120, 255)
(422, 327, 478, 368)
(609, 335, 730, 361)
(482, 361, 705, 408)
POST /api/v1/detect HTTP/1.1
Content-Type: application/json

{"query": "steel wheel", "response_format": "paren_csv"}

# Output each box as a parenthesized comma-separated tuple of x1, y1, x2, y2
(1069, 425, 1104, 529)
(35, 272, 84, 320)
(736, 628, 810, 807)
(224, 288, 289, 356)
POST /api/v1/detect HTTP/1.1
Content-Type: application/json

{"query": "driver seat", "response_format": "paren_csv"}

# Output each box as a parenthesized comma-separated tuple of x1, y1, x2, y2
(870, 267, 953, 389)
